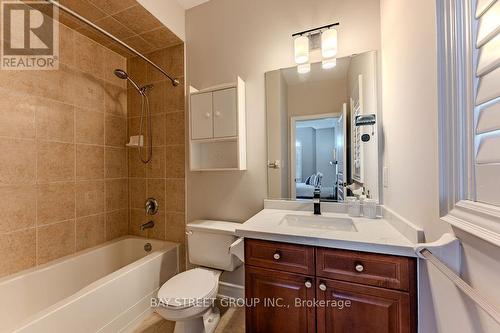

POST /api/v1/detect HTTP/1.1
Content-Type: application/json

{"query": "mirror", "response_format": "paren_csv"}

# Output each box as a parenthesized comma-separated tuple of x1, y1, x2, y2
(266, 51, 380, 202)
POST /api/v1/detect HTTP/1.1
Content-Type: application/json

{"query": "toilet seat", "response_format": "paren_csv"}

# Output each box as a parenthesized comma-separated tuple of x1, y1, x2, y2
(157, 268, 221, 310)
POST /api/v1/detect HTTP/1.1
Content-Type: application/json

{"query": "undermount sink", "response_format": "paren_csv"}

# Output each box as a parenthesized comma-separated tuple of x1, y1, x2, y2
(279, 214, 358, 232)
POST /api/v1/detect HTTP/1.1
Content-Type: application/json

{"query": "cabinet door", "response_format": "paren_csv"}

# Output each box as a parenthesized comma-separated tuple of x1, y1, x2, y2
(245, 266, 316, 333)
(213, 88, 237, 138)
(190, 92, 213, 139)
(317, 279, 415, 333)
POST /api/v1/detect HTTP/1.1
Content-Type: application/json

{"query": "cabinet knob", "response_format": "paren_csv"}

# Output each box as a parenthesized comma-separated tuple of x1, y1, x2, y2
(355, 263, 364, 272)
(205, 112, 211, 118)
(273, 251, 281, 260)
(304, 280, 312, 289)
(215, 111, 221, 117)
(319, 283, 327, 291)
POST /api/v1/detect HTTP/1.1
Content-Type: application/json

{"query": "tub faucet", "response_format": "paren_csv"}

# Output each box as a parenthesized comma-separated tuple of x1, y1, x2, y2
(140, 220, 155, 231)
(313, 188, 321, 215)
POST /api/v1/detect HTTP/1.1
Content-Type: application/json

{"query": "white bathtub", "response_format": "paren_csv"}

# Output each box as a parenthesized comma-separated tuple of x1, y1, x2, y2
(0, 236, 179, 333)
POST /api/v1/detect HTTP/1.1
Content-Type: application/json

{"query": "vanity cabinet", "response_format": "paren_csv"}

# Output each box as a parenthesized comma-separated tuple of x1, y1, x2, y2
(245, 239, 417, 333)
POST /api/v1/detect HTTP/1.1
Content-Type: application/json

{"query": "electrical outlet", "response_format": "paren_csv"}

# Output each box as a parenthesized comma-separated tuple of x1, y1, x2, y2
(383, 166, 389, 188)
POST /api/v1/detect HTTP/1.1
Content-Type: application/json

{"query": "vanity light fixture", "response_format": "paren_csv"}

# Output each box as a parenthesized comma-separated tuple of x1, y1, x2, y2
(294, 35, 310, 64)
(297, 63, 311, 74)
(292, 22, 340, 74)
(322, 58, 337, 69)
(321, 28, 338, 58)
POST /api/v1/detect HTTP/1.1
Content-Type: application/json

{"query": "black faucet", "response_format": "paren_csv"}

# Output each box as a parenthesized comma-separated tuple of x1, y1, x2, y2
(313, 187, 321, 215)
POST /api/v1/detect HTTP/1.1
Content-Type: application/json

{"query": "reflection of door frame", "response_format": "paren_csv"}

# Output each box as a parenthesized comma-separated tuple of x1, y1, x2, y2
(290, 112, 339, 199)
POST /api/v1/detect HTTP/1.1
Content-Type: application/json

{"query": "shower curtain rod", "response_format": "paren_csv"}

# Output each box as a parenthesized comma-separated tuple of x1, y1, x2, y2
(45, 0, 180, 86)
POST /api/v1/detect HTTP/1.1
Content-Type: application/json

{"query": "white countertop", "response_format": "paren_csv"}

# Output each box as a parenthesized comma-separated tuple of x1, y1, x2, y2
(235, 209, 417, 257)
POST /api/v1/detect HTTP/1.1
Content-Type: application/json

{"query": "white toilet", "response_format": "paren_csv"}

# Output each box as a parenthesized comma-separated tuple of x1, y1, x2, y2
(155, 220, 244, 333)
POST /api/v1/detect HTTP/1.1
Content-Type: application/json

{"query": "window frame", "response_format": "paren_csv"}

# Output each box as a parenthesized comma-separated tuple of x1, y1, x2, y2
(438, 0, 500, 246)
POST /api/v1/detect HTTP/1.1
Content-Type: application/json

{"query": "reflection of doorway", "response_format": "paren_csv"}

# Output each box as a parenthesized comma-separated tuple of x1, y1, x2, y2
(290, 113, 341, 200)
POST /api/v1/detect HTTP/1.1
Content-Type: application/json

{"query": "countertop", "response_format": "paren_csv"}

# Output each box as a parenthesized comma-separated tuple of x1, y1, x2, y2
(235, 209, 417, 257)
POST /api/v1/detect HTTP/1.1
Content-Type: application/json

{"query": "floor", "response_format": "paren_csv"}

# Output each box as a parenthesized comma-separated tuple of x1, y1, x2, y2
(133, 302, 245, 333)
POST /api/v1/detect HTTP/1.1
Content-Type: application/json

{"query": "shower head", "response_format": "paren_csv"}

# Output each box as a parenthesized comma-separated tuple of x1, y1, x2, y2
(114, 69, 128, 80)
(114, 68, 143, 94)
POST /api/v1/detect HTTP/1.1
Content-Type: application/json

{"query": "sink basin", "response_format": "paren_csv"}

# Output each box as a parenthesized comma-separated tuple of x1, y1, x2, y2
(279, 214, 358, 232)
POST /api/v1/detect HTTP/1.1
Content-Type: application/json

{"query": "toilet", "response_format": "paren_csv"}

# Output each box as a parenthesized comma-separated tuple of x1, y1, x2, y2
(155, 220, 244, 333)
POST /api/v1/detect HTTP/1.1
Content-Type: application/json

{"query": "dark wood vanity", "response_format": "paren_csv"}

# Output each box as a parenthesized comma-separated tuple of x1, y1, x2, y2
(244, 238, 417, 333)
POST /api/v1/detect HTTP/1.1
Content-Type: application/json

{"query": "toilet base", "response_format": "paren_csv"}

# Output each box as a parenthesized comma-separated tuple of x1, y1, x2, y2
(173, 306, 220, 333)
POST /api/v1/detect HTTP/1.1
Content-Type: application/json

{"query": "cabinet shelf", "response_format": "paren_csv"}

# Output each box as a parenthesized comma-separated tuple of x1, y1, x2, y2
(189, 77, 246, 171)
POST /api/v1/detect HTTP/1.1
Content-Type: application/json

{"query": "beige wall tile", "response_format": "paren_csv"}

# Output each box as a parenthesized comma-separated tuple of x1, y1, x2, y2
(75, 109, 104, 145)
(128, 149, 146, 178)
(105, 114, 127, 147)
(104, 48, 127, 88)
(165, 212, 185, 243)
(112, 5, 162, 35)
(105, 147, 128, 179)
(59, 23, 75, 67)
(147, 147, 166, 179)
(59, 0, 106, 22)
(36, 101, 74, 143)
(37, 182, 75, 226)
(62, 65, 105, 112)
(0, 138, 36, 185)
(106, 209, 128, 240)
(165, 112, 185, 145)
(129, 178, 146, 209)
(148, 44, 184, 82)
(0, 88, 36, 139)
(147, 179, 165, 209)
(37, 141, 75, 183)
(37, 220, 75, 265)
(0, 185, 36, 233)
(0, 68, 64, 102)
(165, 145, 185, 179)
(0, 229, 36, 278)
(76, 214, 105, 251)
(127, 56, 148, 87)
(76, 145, 104, 180)
(87, 0, 137, 16)
(129, 208, 147, 237)
(74, 33, 105, 79)
(104, 83, 127, 117)
(76, 181, 105, 217)
(105, 179, 128, 211)
(147, 211, 165, 240)
(165, 179, 185, 213)
(151, 114, 166, 146)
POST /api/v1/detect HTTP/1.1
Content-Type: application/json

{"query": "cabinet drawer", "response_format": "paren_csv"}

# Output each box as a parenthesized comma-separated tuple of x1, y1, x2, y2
(245, 239, 315, 275)
(316, 248, 416, 291)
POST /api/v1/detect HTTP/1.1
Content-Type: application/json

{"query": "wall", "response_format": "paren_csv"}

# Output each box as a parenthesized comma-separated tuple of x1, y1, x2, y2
(127, 44, 187, 269)
(288, 79, 347, 118)
(138, 0, 186, 41)
(380, 0, 500, 332)
(186, 0, 381, 223)
(315, 128, 336, 187)
(0, 23, 129, 277)
(265, 70, 289, 199)
(296, 127, 317, 180)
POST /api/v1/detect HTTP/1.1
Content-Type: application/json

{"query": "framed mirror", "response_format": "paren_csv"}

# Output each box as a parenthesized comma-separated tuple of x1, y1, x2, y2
(266, 51, 381, 202)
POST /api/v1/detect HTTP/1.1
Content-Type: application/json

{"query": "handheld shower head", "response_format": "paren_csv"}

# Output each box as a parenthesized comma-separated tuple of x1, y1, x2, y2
(114, 68, 143, 94)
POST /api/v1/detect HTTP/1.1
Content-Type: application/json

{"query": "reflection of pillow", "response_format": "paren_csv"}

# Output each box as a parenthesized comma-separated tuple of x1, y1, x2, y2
(315, 173, 323, 187)
(305, 175, 312, 185)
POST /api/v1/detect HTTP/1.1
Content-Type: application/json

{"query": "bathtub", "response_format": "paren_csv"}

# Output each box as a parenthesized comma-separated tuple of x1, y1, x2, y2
(0, 236, 179, 333)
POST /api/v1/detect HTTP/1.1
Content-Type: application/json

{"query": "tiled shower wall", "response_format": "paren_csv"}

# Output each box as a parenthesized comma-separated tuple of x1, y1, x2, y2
(127, 44, 186, 269)
(0, 23, 129, 278)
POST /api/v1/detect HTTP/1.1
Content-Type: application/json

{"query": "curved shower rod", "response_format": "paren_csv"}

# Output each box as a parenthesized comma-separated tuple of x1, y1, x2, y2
(45, 0, 180, 86)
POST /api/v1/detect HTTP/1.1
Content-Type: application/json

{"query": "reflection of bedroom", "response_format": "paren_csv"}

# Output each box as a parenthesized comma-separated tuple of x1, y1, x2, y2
(295, 118, 338, 200)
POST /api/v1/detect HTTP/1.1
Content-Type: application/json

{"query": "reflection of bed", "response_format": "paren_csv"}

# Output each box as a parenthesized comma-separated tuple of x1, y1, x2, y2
(296, 183, 334, 199)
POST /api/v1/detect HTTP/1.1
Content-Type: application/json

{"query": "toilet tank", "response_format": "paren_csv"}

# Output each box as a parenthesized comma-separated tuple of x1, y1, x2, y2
(187, 220, 242, 271)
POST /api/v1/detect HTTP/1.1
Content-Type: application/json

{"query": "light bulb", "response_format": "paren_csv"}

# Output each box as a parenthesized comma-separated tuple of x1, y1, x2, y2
(294, 35, 309, 64)
(321, 29, 338, 58)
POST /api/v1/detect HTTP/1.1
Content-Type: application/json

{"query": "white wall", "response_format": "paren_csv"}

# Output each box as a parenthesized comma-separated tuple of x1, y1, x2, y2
(186, 0, 381, 223)
(288, 79, 347, 118)
(138, 0, 186, 40)
(380, 1, 500, 332)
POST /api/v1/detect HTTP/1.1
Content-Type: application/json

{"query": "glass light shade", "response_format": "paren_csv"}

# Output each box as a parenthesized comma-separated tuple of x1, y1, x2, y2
(321, 29, 338, 58)
(297, 63, 311, 74)
(294, 36, 309, 64)
(322, 58, 337, 69)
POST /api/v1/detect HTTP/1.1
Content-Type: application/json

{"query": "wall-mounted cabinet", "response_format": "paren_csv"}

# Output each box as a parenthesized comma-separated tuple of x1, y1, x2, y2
(189, 77, 246, 171)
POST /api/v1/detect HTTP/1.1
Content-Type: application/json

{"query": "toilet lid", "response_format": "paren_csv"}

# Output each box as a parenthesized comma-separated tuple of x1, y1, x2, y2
(157, 268, 219, 308)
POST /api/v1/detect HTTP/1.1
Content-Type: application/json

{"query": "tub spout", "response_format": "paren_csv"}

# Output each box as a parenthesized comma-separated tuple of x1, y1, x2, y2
(140, 221, 155, 231)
